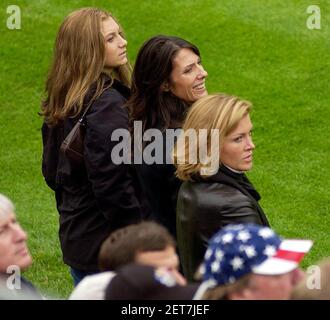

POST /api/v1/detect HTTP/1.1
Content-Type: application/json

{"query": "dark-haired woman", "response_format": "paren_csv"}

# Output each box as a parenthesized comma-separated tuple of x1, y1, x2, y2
(127, 35, 208, 238)
(41, 8, 142, 285)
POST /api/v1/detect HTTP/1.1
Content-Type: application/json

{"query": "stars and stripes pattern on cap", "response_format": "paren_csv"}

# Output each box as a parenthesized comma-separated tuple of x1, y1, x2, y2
(200, 223, 312, 286)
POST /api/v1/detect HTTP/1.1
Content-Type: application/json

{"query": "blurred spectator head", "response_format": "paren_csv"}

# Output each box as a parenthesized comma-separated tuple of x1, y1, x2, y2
(99, 221, 179, 272)
(196, 224, 312, 300)
(105, 263, 198, 300)
(0, 193, 32, 273)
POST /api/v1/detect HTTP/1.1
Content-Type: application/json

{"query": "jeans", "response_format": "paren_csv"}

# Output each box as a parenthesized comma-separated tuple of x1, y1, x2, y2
(70, 267, 99, 287)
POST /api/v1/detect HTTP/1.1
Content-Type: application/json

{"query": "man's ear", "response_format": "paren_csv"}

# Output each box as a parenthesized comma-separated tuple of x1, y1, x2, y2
(161, 81, 170, 92)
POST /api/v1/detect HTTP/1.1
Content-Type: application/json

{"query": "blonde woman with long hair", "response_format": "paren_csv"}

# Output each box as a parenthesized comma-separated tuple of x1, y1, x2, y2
(173, 94, 270, 281)
(41, 8, 142, 285)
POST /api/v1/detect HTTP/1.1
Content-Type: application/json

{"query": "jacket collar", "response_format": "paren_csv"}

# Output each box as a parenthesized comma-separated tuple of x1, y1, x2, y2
(111, 78, 130, 100)
(86, 74, 131, 102)
(205, 165, 261, 202)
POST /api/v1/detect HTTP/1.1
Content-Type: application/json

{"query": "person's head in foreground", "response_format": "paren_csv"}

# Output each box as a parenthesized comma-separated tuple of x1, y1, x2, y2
(99, 221, 185, 284)
(105, 263, 199, 300)
(196, 224, 312, 300)
(291, 258, 330, 300)
(174, 94, 255, 179)
(0, 193, 42, 299)
(70, 221, 185, 300)
(0, 193, 32, 273)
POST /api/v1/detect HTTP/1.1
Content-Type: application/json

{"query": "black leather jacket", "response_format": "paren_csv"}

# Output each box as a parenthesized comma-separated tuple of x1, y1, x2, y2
(176, 166, 270, 281)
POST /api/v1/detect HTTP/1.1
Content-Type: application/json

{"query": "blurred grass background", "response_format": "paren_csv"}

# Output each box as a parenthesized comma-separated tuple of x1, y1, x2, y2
(0, 0, 329, 298)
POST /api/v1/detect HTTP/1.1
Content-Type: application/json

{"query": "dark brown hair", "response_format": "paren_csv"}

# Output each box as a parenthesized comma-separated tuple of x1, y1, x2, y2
(98, 221, 176, 271)
(127, 35, 201, 133)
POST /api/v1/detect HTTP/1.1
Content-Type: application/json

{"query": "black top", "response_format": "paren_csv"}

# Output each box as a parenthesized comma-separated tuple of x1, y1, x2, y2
(42, 77, 142, 270)
(134, 129, 181, 238)
(176, 165, 270, 281)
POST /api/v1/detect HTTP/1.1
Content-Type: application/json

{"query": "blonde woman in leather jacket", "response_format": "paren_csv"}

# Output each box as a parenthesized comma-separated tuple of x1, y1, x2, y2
(173, 94, 270, 281)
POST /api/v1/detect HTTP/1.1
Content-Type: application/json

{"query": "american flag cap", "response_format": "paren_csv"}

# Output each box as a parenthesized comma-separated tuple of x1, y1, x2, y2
(201, 224, 313, 286)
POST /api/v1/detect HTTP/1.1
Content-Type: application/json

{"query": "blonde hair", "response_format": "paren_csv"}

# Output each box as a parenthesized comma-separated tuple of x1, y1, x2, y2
(41, 8, 132, 126)
(173, 94, 252, 181)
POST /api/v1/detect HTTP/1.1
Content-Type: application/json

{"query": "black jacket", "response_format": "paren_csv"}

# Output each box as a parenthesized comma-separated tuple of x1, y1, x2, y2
(42, 78, 142, 270)
(134, 130, 181, 238)
(176, 166, 270, 281)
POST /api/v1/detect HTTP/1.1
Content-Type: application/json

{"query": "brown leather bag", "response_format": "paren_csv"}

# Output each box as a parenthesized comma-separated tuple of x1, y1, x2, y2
(60, 100, 95, 164)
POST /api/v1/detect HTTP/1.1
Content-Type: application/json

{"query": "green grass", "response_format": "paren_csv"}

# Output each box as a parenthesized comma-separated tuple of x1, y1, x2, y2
(0, 0, 329, 298)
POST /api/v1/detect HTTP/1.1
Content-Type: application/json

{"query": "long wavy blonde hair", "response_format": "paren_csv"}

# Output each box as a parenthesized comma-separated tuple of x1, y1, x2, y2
(173, 94, 252, 181)
(41, 8, 132, 126)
